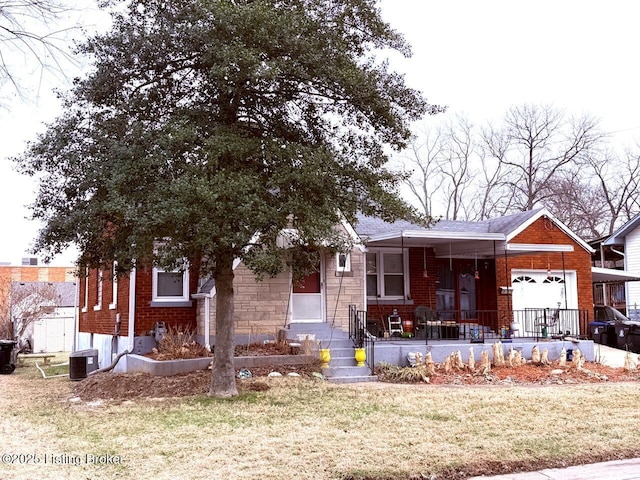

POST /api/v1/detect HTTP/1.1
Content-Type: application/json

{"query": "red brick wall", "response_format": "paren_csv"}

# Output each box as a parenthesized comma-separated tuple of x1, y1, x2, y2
(78, 265, 125, 336)
(495, 217, 594, 314)
(133, 266, 198, 334)
(365, 217, 593, 331)
(79, 264, 198, 336)
(366, 247, 439, 330)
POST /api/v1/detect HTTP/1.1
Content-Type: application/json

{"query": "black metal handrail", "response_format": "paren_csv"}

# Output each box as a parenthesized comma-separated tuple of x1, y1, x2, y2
(364, 333, 375, 376)
(349, 304, 375, 375)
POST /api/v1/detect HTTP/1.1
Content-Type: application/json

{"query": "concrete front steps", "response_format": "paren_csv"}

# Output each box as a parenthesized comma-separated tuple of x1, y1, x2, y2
(286, 323, 377, 384)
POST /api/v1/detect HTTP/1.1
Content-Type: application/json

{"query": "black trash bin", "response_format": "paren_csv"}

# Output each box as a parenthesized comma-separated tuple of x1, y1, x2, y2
(606, 323, 618, 347)
(614, 322, 629, 350)
(69, 349, 99, 381)
(0, 340, 17, 374)
(626, 324, 640, 353)
(589, 321, 610, 345)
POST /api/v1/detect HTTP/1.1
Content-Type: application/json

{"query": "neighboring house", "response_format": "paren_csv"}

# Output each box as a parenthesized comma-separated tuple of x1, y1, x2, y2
(79, 208, 620, 370)
(20, 282, 77, 352)
(589, 236, 636, 315)
(599, 214, 640, 320)
(0, 260, 76, 342)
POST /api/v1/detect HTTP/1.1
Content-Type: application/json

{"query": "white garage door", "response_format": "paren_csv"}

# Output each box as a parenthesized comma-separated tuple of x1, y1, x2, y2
(511, 270, 577, 311)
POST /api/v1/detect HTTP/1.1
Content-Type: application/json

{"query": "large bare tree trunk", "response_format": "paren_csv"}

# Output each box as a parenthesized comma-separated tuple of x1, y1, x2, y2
(209, 253, 238, 398)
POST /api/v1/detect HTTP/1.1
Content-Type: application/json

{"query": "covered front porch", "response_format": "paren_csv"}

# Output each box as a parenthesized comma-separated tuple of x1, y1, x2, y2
(364, 307, 590, 344)
(347, 304, 595, 378)
(358, 211, 595, 350)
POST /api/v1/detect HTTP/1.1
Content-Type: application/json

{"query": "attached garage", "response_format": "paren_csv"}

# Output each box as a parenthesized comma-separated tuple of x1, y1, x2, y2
(510, 269, 580, 337)
(511, 269, 578, 310)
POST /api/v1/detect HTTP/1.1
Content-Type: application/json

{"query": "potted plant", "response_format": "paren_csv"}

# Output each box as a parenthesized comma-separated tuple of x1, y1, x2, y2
(319, 348, 331, 368)
(318, 342, 331, 368)
(354, 346, 366, 367)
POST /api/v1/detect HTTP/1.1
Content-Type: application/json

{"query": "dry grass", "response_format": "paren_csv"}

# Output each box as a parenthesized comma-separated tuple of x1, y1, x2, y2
(152, 327, 210, 360)
(1, 365, 640, 480)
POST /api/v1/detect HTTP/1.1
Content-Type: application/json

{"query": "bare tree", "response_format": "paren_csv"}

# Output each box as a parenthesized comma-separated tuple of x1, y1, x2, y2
(0, 0, 78, 98)
(544, 171, 608, 240)
(463, 150, 508, 221)
(484, 104, 603, 211)
(0, 281, 60, 342)
(439, 115, 477, 220)
(582, 146, 640, 236)
(399, 115, 481, 220)
(398, 125, 447, 217)
(401, 104, 621, 230)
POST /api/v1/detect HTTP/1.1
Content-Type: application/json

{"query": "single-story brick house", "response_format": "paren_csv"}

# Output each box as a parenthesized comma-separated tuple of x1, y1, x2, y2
(77, 208, 622, 369)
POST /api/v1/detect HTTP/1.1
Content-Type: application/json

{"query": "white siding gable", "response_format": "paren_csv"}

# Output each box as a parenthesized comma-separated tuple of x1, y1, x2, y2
(625, 227, 640, 314)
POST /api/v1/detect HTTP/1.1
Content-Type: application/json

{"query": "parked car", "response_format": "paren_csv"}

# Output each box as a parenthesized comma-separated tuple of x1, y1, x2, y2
(594, 305, 629, 323)
(593, 305, 640, 353)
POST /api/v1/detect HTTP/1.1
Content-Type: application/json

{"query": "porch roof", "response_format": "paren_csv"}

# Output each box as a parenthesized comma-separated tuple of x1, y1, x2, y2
(355, 212, 577, 259)
(591, 266, 640, 283)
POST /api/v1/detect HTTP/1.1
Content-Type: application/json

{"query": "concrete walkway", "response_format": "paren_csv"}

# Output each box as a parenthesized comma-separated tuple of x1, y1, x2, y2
(468, 457, 640, 479)
(593, 344, 639, 368)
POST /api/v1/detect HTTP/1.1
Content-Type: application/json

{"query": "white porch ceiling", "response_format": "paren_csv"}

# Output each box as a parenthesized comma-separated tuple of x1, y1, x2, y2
(363, 231, 575, 259)
(592, 266, 640, 283)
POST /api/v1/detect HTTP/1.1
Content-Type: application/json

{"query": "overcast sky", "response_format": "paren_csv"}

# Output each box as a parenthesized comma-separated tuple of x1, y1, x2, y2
(1, 0, 640, 266)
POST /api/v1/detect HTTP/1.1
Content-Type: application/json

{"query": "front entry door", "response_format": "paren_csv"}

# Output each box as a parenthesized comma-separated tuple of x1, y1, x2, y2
(291, 257, 324, 323)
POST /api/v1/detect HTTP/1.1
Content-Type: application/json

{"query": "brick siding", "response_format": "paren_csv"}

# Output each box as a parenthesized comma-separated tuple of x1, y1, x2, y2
(496, 217, 594, 313)
(79, 264, 198, 337)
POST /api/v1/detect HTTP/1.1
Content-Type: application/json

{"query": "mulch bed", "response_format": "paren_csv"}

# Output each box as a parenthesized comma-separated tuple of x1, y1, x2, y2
(73, 359, 640, 402)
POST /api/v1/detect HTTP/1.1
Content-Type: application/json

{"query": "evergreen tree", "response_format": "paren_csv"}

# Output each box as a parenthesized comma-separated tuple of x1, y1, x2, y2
(15, 0, 437, 397)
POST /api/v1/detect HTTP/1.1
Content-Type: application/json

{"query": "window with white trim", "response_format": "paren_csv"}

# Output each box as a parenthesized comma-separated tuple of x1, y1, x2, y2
(93, 268, 103, 310)
(336, 252, 351, 273)
(109, 262, 118, 309)
(366, 249, 408, 299)
(82, 267, 89, 313)
(152, 267, 189, 302)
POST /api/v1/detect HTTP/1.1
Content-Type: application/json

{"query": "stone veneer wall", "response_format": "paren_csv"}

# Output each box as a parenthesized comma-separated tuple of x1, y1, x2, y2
(325, 248, 365, 331)
(197, 247, 365, 338)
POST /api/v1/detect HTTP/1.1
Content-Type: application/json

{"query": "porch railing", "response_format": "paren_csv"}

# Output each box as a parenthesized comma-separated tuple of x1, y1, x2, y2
(408, 308, 590, 343)
(594, 283, 627, 311)
(349, 304, 375, 375)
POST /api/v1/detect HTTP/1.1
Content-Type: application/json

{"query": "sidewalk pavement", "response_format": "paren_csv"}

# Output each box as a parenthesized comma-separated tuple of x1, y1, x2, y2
(467, 457, 640, 479)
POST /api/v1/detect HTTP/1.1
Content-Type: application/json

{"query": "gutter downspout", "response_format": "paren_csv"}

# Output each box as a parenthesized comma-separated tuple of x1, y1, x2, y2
(191, 284, 215, 351)
(73, 279, 79, 353)
(127, 267, 136, 353)
(611, 246, 625, 260)
(361, 247, 368, 315)
(204, 292, 212, 351)
(599, 243, 609, 306)
(561, 251, 568, 309)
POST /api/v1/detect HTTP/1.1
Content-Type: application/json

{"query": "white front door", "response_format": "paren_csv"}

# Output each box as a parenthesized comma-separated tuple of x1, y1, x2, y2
(291, 256, 325, 323)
